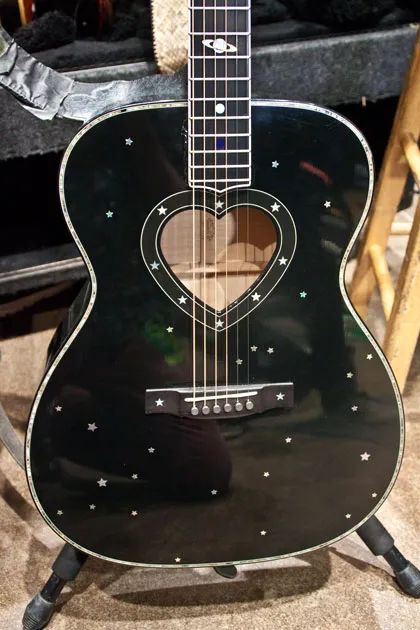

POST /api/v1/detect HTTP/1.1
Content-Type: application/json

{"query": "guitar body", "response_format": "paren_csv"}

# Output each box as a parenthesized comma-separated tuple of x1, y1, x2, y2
(26, 100, 404, 567)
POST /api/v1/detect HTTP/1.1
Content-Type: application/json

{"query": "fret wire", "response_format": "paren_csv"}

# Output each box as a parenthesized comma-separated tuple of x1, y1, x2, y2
(190, 117, 250, 122)
(192, 178, 251, 184)
(189, 77, 250, 82)
(191, 164, 252, 169)
(189, 7, 251, 10)
(191, 55, 250, 60)
(189, 31, 250, 35)
(191, 149, 250, 153)
(191, 132, 251, 137)
(189, 96, 250, 101)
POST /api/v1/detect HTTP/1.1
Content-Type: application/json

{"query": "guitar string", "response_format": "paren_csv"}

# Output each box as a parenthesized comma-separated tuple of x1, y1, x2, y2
(246, 0, 251, 406)
(224, 0, 230, 408)
(190, 2, 197, 413)
(214, 0, 219, 412)
(235, 0, 240, 406)
(203, 0, 208, 411)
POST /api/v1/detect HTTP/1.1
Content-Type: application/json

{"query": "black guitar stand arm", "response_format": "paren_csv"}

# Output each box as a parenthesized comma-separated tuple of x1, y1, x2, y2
(357, 516, 420, 597)
(20, 515, 420, 629)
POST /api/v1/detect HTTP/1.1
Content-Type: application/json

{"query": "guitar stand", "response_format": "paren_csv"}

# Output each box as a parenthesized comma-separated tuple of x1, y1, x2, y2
(21, 518, 419, 630)
(22, 543, 238, 630)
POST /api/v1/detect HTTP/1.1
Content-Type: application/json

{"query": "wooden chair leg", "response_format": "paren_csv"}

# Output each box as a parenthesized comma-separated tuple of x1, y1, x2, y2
(383, 198, 420, 391)
(350, 31, 420, 319)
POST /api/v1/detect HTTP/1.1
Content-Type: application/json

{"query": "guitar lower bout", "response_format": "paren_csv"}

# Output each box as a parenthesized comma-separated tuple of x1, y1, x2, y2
(25, 99, 404, 567)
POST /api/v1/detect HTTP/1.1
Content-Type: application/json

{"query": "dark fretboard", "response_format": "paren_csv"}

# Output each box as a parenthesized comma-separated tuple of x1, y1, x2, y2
(188, 0, 251, 193)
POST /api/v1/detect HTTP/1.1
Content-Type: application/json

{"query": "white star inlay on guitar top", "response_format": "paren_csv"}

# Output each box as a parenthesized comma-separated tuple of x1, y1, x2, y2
(360, 452, 371, 461)
(271, 202, 280, 212)
(87, 423, 98, 432)
(158, 206, 168, 216)
(97, 478, 107, 487)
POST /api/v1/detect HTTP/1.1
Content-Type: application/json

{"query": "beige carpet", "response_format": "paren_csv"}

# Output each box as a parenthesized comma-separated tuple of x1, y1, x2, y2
(0, 323, 419, 630)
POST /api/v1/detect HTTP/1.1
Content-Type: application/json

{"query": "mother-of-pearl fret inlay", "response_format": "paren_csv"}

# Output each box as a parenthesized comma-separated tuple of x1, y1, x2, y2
(188, 0, 252, 192)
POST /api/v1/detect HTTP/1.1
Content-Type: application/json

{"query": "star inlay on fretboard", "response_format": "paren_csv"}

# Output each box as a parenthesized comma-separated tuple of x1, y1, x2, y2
(188, 0, 251, 192)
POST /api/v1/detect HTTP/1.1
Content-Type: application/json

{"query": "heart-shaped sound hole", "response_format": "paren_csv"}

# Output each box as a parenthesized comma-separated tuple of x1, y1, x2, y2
(160, 207, 278, 311)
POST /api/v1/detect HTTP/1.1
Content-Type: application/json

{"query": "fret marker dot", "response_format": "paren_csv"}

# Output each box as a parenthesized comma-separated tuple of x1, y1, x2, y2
(216, 138, 225, 150)
(215, 103, 225, 115)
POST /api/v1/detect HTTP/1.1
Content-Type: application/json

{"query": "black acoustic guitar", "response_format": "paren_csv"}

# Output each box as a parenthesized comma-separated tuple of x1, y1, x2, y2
(27, 0, 404, 567)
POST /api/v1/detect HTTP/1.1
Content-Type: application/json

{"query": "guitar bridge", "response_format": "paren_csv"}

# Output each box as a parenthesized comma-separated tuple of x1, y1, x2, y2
(145, 383, 294, 420)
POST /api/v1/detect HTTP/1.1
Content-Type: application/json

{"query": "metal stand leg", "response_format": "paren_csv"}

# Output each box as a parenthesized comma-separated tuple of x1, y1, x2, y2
(357, 516, 420, 597)
(22, 544, 88, 630)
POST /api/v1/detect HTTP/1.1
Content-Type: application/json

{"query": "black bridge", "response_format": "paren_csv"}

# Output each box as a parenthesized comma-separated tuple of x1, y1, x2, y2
(145, 383, 294, 421)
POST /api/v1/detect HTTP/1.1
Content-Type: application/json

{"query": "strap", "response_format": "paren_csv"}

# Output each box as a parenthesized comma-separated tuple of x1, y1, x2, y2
(151, 0, 188, 74)
(0, 402, 24, 469)
(0, 24, 187, 122)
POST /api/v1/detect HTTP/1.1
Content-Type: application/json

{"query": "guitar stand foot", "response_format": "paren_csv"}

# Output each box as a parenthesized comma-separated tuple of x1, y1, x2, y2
(357, 516, 420, 598)
(22, 544, 88, 629)
(214, 565, 238, 579)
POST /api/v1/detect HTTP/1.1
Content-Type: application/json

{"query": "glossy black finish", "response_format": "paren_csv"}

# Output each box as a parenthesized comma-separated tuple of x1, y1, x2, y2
(26, 102, 403, 566)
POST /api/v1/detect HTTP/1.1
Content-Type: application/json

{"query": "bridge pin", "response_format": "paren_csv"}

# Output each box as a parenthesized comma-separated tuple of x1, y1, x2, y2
(191, 406, 199, 416)
(213, 404, 221, 414)
(235, 402, 243, 412)
(224, 403, 232, 413)
(202, 405, 210, 415)
(246, 401, 254, 410)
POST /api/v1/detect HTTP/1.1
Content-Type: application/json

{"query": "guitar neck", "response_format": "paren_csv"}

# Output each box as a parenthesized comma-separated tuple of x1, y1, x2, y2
(188, 0, 252, 193)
